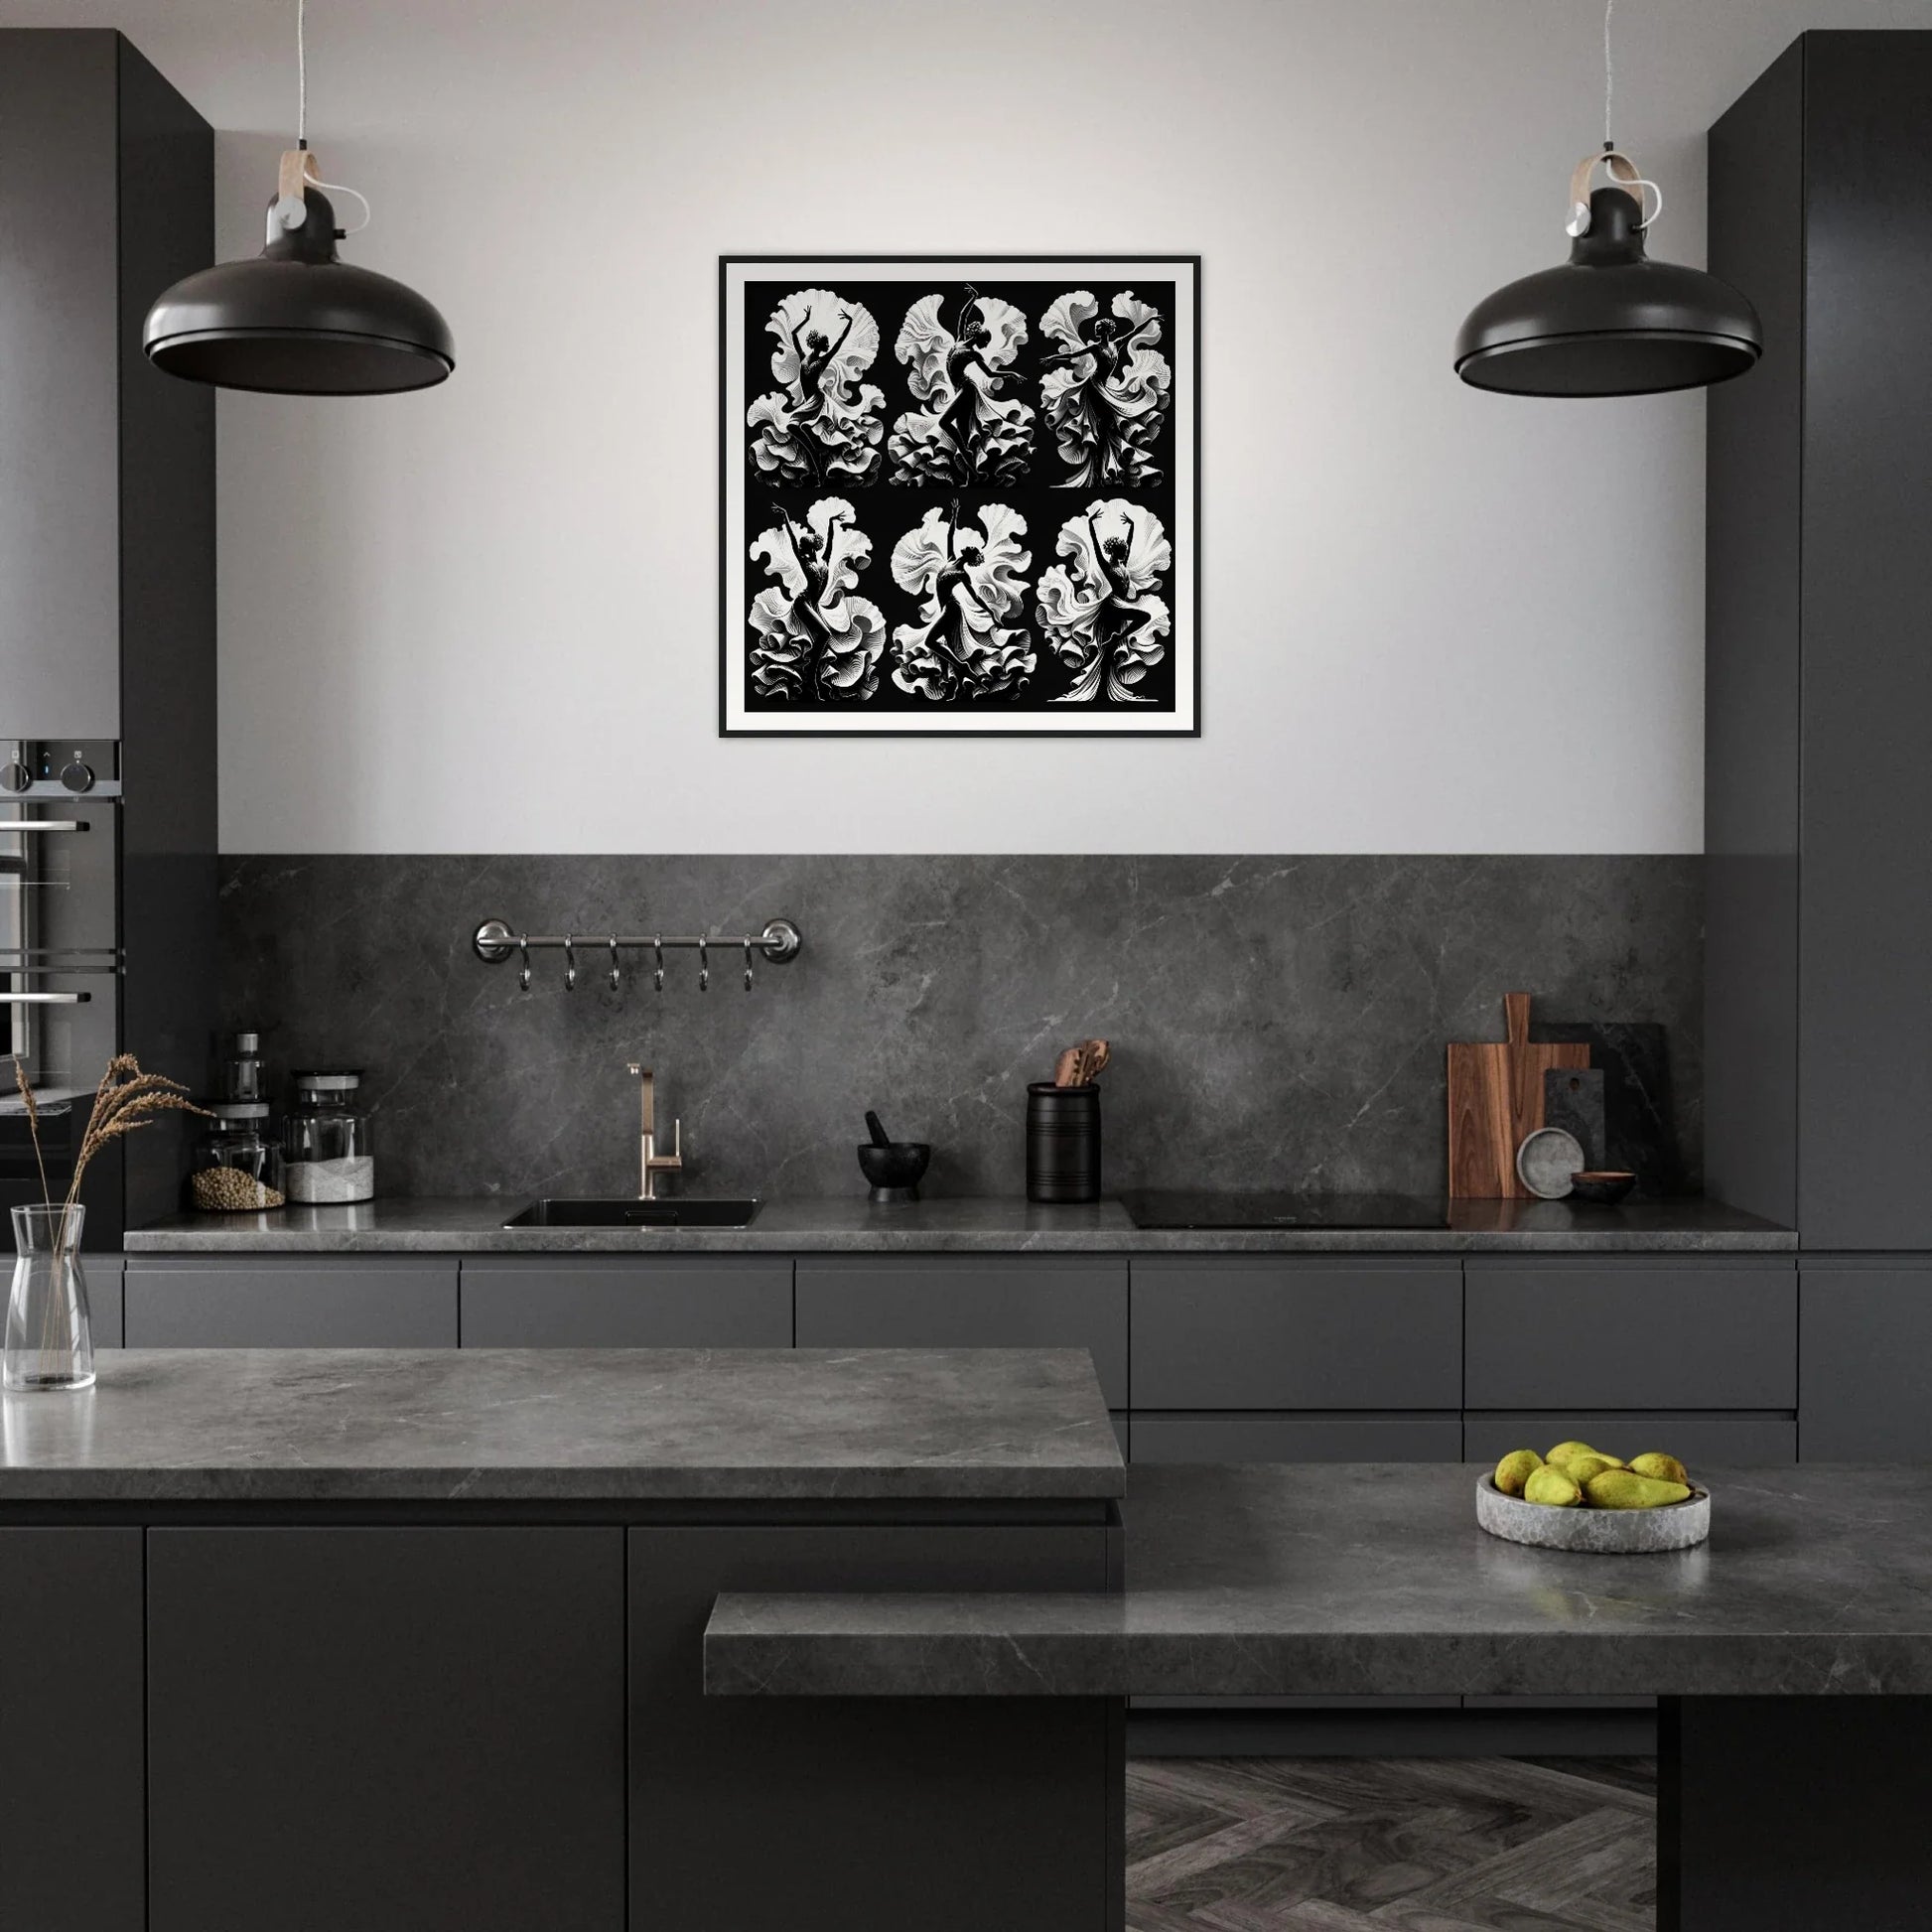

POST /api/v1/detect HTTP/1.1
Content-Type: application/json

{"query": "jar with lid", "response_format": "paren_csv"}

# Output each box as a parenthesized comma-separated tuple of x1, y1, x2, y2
(215, 1030, 266, 1103)
(190, 1103, 287, 1213)
(283, 1070, 375, 1204)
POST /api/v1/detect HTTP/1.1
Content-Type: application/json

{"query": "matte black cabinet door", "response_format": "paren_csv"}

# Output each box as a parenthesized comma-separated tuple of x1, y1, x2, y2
(0, 31, 120, 730)
(1464, 1261, 1795, 1410)
(1131, 1259, 1461, 1411)
(1463, 1412, 1797, 1467)
(125, 1258, 459, 1346)
(1800, 1265, 1932, 1459)
(148, 1528, 625, 1932)
(461, 1256, 791, 1347)
(1131, 1414, 1462, 1463)
(630, 1524, 1118, 1932)
(0, 1529, 144, 1932)
(796, 1256, 1129, 1407)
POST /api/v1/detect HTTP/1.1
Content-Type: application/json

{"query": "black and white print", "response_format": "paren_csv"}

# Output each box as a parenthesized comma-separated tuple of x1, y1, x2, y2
(722, 256, 1198, 737)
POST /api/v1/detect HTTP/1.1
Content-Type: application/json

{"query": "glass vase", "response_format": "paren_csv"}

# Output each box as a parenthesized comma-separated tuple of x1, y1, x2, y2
(5, 1204, 94, 1393)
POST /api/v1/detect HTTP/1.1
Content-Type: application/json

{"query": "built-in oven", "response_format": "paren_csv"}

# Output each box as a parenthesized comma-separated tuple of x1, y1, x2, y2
(0, 743, 123, 1234)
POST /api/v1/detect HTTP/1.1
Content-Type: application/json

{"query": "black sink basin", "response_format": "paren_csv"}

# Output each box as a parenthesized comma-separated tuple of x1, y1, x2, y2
(503, 1197, 761, 1229)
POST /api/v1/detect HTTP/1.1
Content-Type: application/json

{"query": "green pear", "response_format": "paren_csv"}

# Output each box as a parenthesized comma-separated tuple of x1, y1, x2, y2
(1586, 1469, 1693, 1510)
(1554, 1451, 1621, 1484)
(1628, 1451, 1690, 1486)
(1524, 1465, 1584, 1507)
(1546, 1440, 1600, 1464)
(1494, 1449, 1543, 1496)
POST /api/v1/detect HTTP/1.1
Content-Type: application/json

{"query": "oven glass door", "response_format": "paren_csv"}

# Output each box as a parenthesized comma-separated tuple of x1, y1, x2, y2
(0, 802, 118, 1208)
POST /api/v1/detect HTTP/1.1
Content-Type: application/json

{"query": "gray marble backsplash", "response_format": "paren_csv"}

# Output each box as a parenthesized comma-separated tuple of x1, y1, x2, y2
(217, 856, 1703, 1202)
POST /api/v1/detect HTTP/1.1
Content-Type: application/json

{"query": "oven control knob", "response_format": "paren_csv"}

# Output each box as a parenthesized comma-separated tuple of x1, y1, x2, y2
(59, 759, 94, 795)
(0, 761, 28, 793)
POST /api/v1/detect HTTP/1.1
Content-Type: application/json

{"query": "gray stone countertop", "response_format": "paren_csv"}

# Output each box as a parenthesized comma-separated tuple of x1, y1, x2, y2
(0, 1347, 1123, 1503)
(122, 1194, 1795, 1255)
(706, 1461, 1932, 1698)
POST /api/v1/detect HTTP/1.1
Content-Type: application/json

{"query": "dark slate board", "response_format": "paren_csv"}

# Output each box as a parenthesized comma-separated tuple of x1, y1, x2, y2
(1543, 1066, 1607, 1172)
(1532, 1023, 1682, 1197)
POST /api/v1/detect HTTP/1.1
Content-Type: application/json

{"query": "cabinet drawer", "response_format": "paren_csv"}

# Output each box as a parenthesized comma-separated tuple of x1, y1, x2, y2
(1130, 1260, 1461, 1411)
(1800, 1265, 1932, 1459)
(794, 1258, 1127, 1408)
(1130, 1414, 1462, 1463)
(125, 1258, 458, 1347)
(1462, 1412, 1797, 1466)
(460, 1258, 791, 1348)
(1464, 1260, 1795, 1410)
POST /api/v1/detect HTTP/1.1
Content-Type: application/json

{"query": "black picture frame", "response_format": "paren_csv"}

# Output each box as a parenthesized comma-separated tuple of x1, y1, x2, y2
(719, 254, 1201, 738)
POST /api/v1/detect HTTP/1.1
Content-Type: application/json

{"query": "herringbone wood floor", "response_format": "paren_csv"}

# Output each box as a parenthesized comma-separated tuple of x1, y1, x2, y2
(1126, 1756, 1656, 1931)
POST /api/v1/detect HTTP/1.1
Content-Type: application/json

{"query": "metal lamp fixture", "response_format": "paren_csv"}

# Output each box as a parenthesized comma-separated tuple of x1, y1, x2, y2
(143, 0, 453, 395)
(1454, 1, 1760, 397)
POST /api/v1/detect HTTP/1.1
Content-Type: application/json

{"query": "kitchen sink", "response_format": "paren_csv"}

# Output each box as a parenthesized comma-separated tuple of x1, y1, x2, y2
(502, 1197, 762, 1229)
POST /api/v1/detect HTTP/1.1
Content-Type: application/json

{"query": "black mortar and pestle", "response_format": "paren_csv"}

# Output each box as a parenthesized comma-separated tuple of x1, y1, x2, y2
(858, 1110, 930, 1203)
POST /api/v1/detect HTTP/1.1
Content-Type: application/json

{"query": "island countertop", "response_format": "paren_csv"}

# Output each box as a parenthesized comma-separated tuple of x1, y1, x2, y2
(707, 1460, 1932, 1699)
(122, 1193, 1796, 1255)
(0, 1347, 1125, 1504)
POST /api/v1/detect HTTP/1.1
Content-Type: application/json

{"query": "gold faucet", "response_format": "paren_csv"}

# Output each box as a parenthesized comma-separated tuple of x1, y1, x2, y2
(624, 1063, 683, 1199)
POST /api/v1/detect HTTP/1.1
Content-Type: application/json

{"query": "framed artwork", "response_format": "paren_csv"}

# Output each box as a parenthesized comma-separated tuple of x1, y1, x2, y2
(720, 255, 1199, 737)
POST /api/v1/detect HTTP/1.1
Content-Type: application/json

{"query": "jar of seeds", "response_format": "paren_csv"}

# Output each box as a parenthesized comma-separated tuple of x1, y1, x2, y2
(190, 1103, 287, 1212)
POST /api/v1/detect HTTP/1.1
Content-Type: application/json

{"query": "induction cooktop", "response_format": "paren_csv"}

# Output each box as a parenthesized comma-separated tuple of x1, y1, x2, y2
(1118, 1191, 1449, 1230)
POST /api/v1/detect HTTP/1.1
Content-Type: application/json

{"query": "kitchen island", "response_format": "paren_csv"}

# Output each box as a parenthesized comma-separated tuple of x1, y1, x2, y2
(0, 1346, 1125, 1932)
(713, 1460, 1932, 1931)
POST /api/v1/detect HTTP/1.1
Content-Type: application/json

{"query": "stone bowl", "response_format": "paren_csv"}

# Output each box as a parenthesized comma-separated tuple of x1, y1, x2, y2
(1476, 1474, 1711, 1553)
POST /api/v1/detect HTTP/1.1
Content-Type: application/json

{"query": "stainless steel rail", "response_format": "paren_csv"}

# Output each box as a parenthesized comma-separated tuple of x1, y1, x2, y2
(472, 916, 802, 993)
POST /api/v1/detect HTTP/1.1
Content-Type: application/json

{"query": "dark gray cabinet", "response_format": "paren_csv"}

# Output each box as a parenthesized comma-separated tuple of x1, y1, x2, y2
(1464, 1260, 1795, 1411)
(795, 1256, 1128, 1408)
(1133, 1414, 1461, 1463)
(0, 1529, 144, 1932)
(125, 1257, 459, 1346)
(1131, 1259, 1460, 1411)
(1800, 1263, 1932, 1459)
(460, 1256, 791, 1347)
(0, 31, 212, 732)
(84, 1255, 123, 1348)
(628, 1523, 1116, 1932)
(148, 1527, 625, 1932)
(1708, 33, 1932, 1251)
(1463, 1413, 1797, 1467)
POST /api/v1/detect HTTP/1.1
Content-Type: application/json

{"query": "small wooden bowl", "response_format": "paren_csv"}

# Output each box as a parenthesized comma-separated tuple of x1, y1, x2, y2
(1568, 1170, 1637, 1205)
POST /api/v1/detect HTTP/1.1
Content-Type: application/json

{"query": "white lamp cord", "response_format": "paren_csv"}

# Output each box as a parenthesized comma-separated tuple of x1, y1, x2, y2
(1603, 0, 1613, 149)
(274, 0, 371, 235)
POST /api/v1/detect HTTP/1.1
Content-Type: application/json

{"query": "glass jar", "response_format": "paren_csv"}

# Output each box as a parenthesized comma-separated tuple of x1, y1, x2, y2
(190, 1102, 287, 1212)
(283, 1070, 375, 1204)
(215, 1030, 266, 1103)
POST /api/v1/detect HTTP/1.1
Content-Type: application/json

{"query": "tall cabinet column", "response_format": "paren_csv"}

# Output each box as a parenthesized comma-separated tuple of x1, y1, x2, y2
(1708, 30, 1932, 1455)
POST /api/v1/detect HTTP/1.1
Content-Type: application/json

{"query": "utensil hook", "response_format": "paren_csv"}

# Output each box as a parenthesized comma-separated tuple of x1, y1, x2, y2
(743, 938, 755, 993)
(698, 937, 709, 994)
(608, 936, 621, 992)
(517, 934, 531, 994)
(652, 937, 664, 994)
(563, 934, 577, 992)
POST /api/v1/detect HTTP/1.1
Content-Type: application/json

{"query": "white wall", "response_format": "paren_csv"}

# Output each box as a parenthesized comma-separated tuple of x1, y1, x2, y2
(2, 0, 1917, 854)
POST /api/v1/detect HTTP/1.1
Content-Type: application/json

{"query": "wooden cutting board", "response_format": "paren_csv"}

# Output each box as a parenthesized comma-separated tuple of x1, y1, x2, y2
(1448, 993, 1589, 1198)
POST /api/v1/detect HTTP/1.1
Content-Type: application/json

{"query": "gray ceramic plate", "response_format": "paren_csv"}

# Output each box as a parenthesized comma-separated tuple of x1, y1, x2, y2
(1516, 1126, 1586, 1198)
(1476, 1474, 1711, 1553)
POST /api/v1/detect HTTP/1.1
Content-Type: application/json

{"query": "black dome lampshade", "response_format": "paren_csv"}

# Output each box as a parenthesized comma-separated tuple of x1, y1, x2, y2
(145, 150, 453, 395)
(1455, 153, 1761, 398)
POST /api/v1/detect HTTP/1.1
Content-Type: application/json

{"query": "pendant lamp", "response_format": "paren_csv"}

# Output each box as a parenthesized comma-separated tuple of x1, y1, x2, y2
(143, 0, 453, 395)
(1454, 1, 1759, 397)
